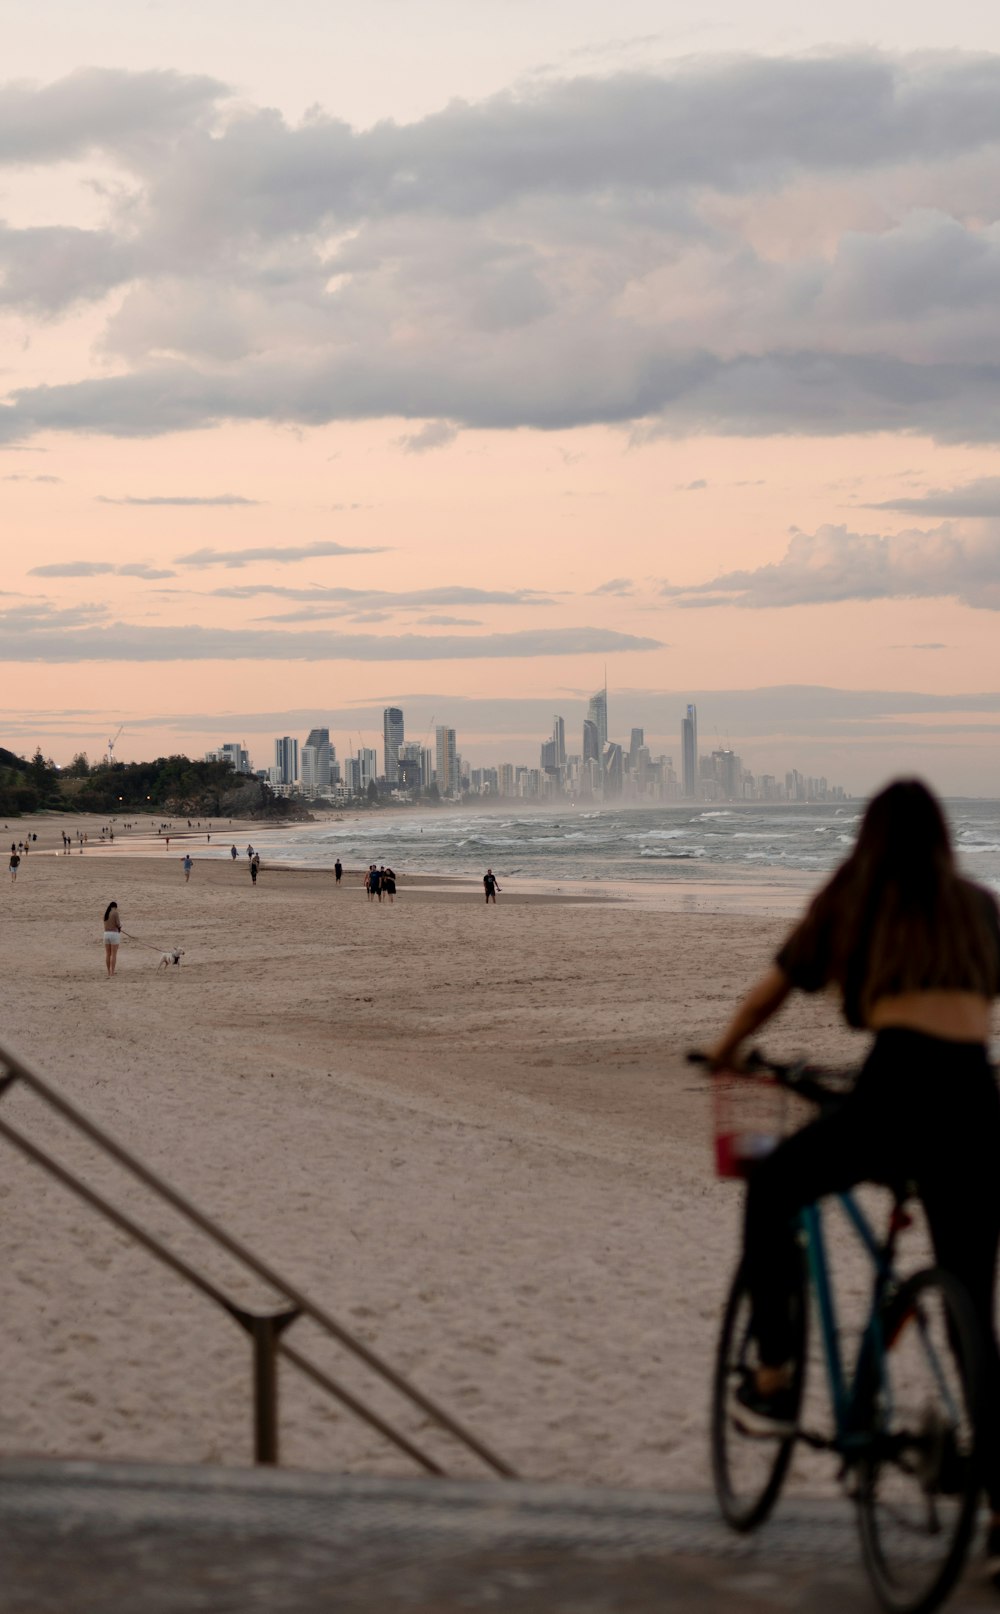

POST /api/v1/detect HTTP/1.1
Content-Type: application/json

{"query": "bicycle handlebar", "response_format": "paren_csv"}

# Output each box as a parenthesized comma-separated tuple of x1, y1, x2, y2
(686, 1048, 857, 1109)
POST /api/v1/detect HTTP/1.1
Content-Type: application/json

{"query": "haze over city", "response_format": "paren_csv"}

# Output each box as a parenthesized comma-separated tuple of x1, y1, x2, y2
(4, 0, 1000, 794)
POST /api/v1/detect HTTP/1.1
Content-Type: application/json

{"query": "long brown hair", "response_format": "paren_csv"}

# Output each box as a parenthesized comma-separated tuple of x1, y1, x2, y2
(797, 780, 998, 1021)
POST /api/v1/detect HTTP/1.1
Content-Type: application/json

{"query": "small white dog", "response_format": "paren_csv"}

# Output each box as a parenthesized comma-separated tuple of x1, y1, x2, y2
(158, 948, 185, 969)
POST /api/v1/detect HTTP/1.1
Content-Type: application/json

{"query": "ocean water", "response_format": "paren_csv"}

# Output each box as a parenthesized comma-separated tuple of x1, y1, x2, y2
(239, 800, 1000, 895)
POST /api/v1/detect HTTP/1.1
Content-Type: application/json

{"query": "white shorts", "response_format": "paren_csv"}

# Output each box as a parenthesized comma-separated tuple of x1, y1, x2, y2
(104, 932, 121, 945)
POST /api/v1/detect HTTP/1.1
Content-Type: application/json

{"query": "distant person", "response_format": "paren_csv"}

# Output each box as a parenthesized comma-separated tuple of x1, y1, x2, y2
(484, 868, 500, 903)
(182, 854, 193, 883)
(246, 844, 255, 860)
(9, 850, 20, 883)
(230, 845, 238, 861)
(382, 866, 396, 903)
(369, 865, 381, 902)
(334, 858, 343, 886)
(103, 901, 122, 976)
(250, 853, 260, 887)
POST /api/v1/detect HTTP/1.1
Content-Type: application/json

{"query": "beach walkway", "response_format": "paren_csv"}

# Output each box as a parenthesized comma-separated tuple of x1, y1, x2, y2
(2, 1458, 997, 1612)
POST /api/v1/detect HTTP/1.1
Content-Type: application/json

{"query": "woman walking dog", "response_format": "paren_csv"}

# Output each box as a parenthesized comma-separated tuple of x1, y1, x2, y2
(103, 901, 122, 976)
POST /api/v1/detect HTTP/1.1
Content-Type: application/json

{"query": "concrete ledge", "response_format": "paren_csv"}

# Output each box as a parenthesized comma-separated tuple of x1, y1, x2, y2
(0, 1459, 994, 1612)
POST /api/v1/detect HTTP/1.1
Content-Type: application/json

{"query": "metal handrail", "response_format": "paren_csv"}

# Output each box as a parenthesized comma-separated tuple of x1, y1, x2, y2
(0, 1040, 514, 1477)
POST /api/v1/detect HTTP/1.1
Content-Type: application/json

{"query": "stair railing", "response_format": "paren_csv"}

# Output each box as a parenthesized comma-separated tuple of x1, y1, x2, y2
(0, 1039, 514, 1477)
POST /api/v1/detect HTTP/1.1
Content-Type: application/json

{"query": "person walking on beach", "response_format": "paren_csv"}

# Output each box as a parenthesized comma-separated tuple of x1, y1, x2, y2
(334, 858, 343, 886)
(484, 868, 500, 903)
(250, 852, 260, 887)
(230, 845, 238, 861)
(369, 865, 382, 902)
(703, 778, 1000, 1557)
(182, 854, 193, 883)
(9, 850, 20, 883)
(382, 866, 396, 903)
(103, 901, 122, 976)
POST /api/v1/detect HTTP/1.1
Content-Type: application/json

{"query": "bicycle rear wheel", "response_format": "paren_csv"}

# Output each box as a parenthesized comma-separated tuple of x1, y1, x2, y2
(711, 1260, 807, 1531)
(856, 1267, 984, 1614)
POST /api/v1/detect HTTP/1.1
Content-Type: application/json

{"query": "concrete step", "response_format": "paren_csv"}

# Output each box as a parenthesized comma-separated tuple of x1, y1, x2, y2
(1, 1458, 996, 1612)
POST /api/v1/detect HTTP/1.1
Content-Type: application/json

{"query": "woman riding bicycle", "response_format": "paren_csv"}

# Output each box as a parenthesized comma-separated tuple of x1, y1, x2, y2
(707, 780, 1000, 1537)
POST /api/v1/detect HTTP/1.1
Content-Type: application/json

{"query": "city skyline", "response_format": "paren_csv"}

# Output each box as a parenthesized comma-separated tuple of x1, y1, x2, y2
(3, 5, 1000, 796)
(206, 691, 845, 805)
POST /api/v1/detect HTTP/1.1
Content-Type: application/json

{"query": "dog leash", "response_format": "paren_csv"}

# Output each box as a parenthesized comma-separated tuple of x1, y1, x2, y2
(119, 930, 175, 952)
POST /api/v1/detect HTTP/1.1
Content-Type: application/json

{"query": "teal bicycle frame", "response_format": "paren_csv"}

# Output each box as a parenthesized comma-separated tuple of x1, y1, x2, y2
(798, 1192, 910, 1459)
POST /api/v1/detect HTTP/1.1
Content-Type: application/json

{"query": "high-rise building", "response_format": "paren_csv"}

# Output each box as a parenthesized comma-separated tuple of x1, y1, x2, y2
(358, 748, 377, 792)
(552, 715, 566, 770)
(602, 741, 623, 796)
(629, 728, 644, 770)
(582, 718, 600, 764)
(435, 726, 458, 796)
(382, 707, 404, 784)
(681, 704, 698, 799)
(301, 727, 332, 794)
(587, 686, 608, 750)
(205, 742, 251, 774)
(274, 736, 299, 787)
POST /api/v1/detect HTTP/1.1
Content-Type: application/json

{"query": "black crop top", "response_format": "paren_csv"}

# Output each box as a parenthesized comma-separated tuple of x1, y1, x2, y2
(776, 878, 1000, 1029)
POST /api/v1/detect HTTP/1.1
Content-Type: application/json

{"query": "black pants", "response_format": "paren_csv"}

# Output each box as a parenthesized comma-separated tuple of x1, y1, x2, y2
(743, 1028, 1000, 1502)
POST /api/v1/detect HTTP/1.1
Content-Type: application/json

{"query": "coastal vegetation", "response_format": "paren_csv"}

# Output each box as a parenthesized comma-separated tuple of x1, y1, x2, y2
(0, 748, 307, 820)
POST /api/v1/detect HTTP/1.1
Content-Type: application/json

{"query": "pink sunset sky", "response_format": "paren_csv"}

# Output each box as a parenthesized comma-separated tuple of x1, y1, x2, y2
(3, 0, 1000, 793)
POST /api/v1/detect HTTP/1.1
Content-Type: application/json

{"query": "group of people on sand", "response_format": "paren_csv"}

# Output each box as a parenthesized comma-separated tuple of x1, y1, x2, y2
(364, 864, 397, 902)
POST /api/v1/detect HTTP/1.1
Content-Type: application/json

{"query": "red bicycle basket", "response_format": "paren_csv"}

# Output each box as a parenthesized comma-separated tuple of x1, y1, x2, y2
(712, 1072, 787, 1179)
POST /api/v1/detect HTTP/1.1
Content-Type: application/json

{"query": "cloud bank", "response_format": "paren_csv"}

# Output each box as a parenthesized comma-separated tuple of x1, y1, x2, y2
(662, 522, 1000, 609)
(6, 56, 1000, 442)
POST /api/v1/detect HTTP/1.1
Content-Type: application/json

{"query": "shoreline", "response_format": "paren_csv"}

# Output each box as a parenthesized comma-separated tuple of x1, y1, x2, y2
(8, 810, 822, 915)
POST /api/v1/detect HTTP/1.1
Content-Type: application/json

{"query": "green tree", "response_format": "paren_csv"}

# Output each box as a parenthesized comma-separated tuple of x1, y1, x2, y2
(366, 779, 379, 805)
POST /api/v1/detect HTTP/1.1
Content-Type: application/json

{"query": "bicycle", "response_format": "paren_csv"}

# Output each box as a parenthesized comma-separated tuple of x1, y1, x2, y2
(691, 1050, 987, 1614)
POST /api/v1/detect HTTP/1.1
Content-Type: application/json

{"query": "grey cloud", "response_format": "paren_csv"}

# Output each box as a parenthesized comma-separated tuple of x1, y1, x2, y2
(891, 642, 949, 649)
(29, 560, 175, 579)
(7, 58, 1000, 443)
(0, 68, 225, 165)
(3, 473, 61, 482)
(99, 493, 260, 506)
(677, 479, 707, 491)
(415, 615, 483, 625)
(0, 601, 109, 630)
(0, 623, 662, 663)
(394, 420, 459, 454)
(0, 223, 135, 312)
(866, 476, 1000, 517)
(203, 584, 552, 607)
(590, 578, 634, 596)
(661, 522, 1000, 609)
(174, 540, 389, 569)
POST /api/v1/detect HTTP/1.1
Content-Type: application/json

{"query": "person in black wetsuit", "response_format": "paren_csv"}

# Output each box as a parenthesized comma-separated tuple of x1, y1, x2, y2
(334, 859, 343, 886)
(705, 778, 1000, 1557)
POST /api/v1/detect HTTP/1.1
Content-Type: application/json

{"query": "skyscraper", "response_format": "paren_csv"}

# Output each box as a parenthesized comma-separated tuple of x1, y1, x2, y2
(681, 704, 698, 799)
(629, 728, 644, 770)
(435, 726, 457, 796)
(382, 707, 404, 784)
(552, 714, 566, 770)
(602, 742, 623, 796)
(301, 727, 332, 793)
(274, 736, 299, 787)
(358, 748, 377, 792)
(587, 685, 608, 750)
(582, 718, 600, 764)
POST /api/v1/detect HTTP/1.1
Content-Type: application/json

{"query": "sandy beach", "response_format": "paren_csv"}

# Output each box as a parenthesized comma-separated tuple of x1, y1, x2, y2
(1, 816, 967, 1492)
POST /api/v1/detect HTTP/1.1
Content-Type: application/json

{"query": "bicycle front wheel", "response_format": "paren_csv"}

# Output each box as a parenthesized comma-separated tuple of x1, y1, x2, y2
(711, 1260, 807, 1531)
(856, 1267, 984, 1614)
